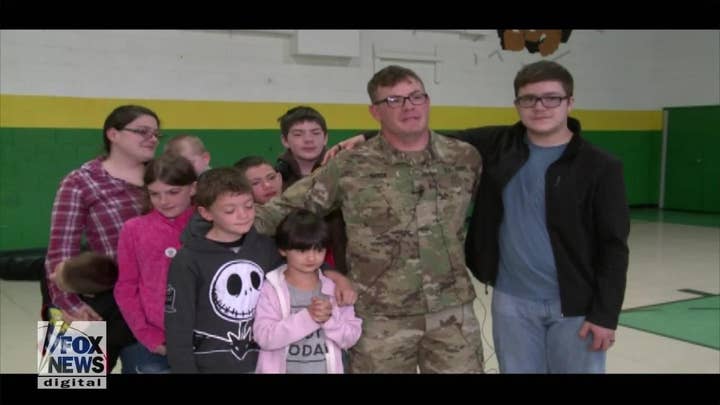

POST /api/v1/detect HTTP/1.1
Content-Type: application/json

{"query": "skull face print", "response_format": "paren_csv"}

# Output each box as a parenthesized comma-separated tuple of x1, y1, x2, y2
(209, 259, 264, 323)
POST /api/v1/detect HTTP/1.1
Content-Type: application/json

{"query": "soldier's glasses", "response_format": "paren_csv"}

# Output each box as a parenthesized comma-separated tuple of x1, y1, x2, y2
(373, 92, 429, 108)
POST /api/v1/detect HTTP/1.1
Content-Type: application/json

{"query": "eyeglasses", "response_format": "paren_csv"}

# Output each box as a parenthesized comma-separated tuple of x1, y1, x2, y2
(514, 95, 569, 108)
(373, 92, 429, 108)
(122, 127, 162, 139)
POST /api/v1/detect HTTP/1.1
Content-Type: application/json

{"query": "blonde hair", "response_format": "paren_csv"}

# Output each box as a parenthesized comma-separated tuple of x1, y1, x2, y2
(164, 134, 207, 156)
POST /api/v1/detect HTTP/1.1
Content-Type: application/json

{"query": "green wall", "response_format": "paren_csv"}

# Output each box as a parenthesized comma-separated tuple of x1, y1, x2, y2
(584, 130, 662, 207)
(664, 106, 720, 213)
(0, 128, 661, 251)
(0, 128, 362, 251)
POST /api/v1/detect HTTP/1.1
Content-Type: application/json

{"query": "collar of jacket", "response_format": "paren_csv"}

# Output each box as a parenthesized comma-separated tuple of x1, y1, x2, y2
(376, 130, 454, 166)
(510, 116, 585, 160)
(277, 148, 328, 179)
(149, 205, 195, 229)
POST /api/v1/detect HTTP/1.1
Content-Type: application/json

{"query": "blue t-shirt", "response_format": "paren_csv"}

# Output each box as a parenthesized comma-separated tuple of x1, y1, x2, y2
(495, 137, 567, 300)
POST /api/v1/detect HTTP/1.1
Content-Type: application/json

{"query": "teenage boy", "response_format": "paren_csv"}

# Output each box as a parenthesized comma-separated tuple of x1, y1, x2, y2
(234, 156, 283, 205)
(276, 106, 347, 273)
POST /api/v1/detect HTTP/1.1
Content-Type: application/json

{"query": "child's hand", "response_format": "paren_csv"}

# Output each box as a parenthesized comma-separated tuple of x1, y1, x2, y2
(153, 344, 167, 356)
(308, 297, 332, 324)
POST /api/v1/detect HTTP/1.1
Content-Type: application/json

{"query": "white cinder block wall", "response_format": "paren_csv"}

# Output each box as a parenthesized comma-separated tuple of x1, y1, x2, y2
(1, 29, 718, 110)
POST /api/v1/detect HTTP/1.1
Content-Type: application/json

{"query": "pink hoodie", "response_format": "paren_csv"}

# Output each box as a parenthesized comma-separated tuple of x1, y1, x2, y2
(254, 265, 362, 373)
(114, 206, 194, 352)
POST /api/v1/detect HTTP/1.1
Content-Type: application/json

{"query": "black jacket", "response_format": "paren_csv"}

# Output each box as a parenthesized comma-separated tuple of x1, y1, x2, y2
(166, 214, 283, 373)
(455, 118, 630, 329)
(276, 149, 326, 189)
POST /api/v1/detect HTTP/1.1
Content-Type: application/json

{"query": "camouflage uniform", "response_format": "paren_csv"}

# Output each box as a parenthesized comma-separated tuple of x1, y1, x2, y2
(255, 132, 484, 373)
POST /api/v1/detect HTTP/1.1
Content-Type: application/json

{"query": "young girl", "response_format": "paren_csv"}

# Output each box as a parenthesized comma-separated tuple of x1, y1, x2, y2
(253, 209, 362, 373)
(114, 153, 197, 373)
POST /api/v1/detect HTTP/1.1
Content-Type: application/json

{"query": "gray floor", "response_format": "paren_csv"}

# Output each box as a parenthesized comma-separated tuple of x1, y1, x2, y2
(1, 218, 718, 373)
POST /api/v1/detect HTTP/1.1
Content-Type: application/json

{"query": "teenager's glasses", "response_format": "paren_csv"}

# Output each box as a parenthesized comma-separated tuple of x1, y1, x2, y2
(122, 127, 162, 139)
(373, 92, 429, 108)
(514, 95, 569, 108)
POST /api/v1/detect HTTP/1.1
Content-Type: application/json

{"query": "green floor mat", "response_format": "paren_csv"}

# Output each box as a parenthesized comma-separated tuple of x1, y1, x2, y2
(619, 295, 720, 350)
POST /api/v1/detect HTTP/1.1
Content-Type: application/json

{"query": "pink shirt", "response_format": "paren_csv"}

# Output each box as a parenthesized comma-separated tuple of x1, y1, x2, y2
(45, 158, 145, 312)
(115, 206, 194, 351)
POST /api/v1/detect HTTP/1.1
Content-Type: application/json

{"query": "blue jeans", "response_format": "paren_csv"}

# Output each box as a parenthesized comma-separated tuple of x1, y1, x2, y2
(491, 289, 605, 373)
(119, 342, 170, 374)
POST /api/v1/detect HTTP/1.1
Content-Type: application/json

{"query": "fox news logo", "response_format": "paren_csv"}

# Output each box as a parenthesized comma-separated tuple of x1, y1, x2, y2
(37, 321, 107, 389)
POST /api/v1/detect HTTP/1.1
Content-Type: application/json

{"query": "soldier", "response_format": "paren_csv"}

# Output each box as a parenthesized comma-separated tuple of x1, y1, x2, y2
(255, 65, 485, 373)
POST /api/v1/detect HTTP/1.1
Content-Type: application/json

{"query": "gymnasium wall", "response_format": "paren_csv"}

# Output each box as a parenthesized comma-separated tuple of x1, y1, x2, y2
(1, 30, 717, 251)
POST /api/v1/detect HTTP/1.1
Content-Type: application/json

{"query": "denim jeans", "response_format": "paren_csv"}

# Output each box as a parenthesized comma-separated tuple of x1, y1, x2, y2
(119, 342, 170, 374)
(491, 289, 605, 373)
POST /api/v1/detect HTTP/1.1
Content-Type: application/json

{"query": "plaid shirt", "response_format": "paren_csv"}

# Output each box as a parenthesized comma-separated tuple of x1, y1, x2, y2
(45, 157, 144, 312)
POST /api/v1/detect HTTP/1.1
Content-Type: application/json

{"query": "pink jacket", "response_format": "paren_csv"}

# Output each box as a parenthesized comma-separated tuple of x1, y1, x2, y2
(114, 207, 194, 351)
(254, 265, 362, 373)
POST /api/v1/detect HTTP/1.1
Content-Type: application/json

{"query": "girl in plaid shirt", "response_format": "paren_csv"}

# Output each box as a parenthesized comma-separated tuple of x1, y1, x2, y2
(44, 105, 162, 372)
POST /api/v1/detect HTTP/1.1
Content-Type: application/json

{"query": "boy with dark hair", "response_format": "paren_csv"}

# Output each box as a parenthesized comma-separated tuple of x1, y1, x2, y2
(164, 167, 283, 373)
(276, 106, 348, 273)
(464, 60, 629, 373)
(276, 106, 328, 184)
(234, 156, 283, 205)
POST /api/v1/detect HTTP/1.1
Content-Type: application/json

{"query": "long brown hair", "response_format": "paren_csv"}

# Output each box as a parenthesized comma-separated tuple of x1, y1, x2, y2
(141, 153, 197, 213)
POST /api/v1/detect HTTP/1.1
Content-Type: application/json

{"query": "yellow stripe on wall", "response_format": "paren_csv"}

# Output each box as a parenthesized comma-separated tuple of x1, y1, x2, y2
(572, 110, 662, 131)
(1, 94, 662, 131)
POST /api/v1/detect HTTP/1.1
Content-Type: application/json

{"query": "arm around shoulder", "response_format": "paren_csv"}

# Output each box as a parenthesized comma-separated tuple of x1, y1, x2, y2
(448, 125, 509, 155)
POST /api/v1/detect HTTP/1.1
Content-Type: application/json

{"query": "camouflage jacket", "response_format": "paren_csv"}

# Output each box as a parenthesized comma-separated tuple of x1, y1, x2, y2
(255, 131, 482, 317)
